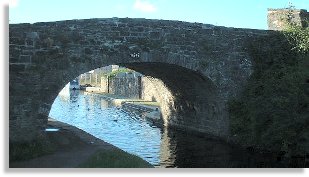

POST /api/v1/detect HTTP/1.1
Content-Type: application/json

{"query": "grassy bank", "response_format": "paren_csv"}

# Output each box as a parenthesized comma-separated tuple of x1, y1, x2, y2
(78, 148, 153, 168)
(9, 136, 56, 162)
(9, 119, 154, 168)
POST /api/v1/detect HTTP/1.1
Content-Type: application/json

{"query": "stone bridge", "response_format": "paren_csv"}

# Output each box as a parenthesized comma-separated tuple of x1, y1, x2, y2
(9, 18, 280, 143)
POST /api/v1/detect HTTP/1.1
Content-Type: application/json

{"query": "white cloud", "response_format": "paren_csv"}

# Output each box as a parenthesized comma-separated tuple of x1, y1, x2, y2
(133, 0, 157, 13)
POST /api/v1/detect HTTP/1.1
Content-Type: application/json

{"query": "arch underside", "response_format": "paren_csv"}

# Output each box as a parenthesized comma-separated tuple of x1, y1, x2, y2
(52, 62, 229, 138)
(10, 61, 229, 142)
(123, 62, 229, 137)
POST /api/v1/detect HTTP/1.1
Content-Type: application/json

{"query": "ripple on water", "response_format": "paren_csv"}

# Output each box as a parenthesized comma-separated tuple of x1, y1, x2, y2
(50, 91, 281, 168)
(49, 91, 162, 166)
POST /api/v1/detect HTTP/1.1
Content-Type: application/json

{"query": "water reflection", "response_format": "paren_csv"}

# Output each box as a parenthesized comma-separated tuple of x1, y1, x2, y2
(159, 127, 176, 167)
(160, 127, 290, 168)
(161, 128, 234, 167)
(50, 90, 162, 165)
(70, 90, 79, 102)
(50, 90, 288, 167)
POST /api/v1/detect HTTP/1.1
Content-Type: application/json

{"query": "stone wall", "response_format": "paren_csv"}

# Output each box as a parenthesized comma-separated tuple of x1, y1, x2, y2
(108, 76, 141, 99)
(125, 63, 229, 137)
(100, 76, 108, 92)
(141, 76, 158, 102)
(141, 76, 175, 126)
(9, 17, 285, 142)
(267, 8, 309, 30)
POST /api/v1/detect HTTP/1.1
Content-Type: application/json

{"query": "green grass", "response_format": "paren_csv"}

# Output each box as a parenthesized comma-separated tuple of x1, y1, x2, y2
(128, 101, 160, 107)
(9, 137, 56, 162)
(105, 68, 133, 78)
(78, 148, 154, 168)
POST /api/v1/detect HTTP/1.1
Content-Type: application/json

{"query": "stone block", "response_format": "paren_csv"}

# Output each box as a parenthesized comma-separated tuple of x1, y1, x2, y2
(149, 31, 161, 39)
(10, 64, 25, 72)
(19, 55, 31, 63)
(10, 37, 24, 45)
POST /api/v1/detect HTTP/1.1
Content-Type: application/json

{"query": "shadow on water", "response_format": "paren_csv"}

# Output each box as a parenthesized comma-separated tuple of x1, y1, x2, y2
(160, 127, 291, 168)
(50, 90, 303, 168)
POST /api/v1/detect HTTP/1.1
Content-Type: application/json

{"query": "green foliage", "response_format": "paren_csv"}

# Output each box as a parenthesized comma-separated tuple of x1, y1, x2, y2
(283, 24, 309, 53)
(105, 68, 133, 78)
(78, 148, 153, 168)
(229, 30, 309, 157)
(280, 5, 309, 53)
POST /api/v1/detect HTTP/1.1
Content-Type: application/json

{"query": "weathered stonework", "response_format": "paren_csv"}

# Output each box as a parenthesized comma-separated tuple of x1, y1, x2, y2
(9, 18, 284, 143)
(141, 76, 175, 126)
(268, 8, 309, 30)
(108, 76, 141, 99)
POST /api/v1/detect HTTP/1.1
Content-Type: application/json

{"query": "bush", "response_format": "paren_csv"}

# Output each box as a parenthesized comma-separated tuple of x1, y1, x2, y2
(284, 23, 309, 53)
(228, 24, 309, 158)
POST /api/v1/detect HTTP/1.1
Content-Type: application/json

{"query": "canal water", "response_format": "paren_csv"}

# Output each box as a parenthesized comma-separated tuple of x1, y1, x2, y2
(49, 89, 288, 168)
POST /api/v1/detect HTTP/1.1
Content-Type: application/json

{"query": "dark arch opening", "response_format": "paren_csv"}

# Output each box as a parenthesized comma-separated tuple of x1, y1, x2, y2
(47, 62, 228, 138)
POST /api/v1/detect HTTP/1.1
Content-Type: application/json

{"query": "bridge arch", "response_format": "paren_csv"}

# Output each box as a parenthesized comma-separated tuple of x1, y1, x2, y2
(50, 62, 228, 137)
(10, 18, 270, 142)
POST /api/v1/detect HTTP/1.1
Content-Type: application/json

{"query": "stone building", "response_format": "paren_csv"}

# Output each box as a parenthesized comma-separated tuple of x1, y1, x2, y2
(79, 65, 120, 86)
(267, 8, 309, 30)
(103, 69, 143, 99)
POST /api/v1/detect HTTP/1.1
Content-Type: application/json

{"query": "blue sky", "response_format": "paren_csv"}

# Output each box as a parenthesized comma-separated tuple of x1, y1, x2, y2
(9, 0, 309, 29)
